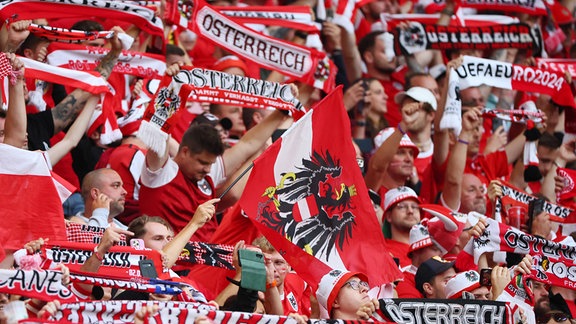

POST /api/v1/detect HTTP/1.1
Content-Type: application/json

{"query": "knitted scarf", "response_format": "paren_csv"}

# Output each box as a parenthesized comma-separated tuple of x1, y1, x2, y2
(395, 22, 541, 56)
(415, 0, 548, 15)
(440, 55, 576, 134)
(213, 6, 319, 33)
(0, 0, 163, 38)
(176, 0, 335, 93)
(46, 43, 166, 80)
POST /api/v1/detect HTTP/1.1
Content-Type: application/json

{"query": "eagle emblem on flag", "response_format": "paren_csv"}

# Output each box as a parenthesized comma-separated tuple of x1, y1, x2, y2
(255, 150, 357, 260)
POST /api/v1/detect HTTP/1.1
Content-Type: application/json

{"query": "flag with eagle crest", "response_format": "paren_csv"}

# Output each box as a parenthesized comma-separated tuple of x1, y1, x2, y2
(240, 86, 402, 289)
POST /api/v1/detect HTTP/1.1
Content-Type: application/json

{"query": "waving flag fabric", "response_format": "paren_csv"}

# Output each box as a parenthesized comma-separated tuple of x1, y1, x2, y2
(240, 86, 402, 290)
(0, 145, 70, 250)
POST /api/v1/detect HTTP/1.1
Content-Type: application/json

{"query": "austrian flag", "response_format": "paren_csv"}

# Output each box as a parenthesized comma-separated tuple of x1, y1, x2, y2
(240, 86, 402, 289)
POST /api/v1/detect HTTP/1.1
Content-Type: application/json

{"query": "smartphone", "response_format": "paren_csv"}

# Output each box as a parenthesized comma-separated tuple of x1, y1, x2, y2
(356, 80, 368, 115)
(480, 268, 492, 287)
(130, 239, 145, 250)
(238, 249, 266, 292)
(527, 198, 546, 234)
(326, 8, 334, 21)
(139, 259, 158, 279)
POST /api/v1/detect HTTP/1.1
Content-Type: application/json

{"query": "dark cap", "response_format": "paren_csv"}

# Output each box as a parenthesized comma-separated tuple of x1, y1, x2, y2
(191, 113, 232, 130)
(415, 256, 455, 294)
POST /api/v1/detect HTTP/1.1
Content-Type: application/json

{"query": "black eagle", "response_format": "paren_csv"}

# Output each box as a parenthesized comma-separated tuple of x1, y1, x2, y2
(258, 150, 356, 259)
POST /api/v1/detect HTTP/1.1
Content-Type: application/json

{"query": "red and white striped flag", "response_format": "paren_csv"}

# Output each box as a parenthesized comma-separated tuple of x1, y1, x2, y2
(0, 144, 72, 250)
(240, 86, 402, 291)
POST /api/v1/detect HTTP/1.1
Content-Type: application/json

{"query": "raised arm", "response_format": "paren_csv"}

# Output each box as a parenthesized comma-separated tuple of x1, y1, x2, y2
(51, 27, 125, 134)
(47, 95, 99, 165)
(441, 107, 482, 210)
(222, 109, 287, 178)
(3, 53, 26, 147)
(162, 198, 219, 269)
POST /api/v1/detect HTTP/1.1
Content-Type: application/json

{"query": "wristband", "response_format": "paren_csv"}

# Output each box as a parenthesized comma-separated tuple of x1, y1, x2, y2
(457, 138, 469, 145)
(355, 120, 367, 127)
(397, 123, 406, 136)
(266, 280, 277, 289)
(93, 246, 104, 261)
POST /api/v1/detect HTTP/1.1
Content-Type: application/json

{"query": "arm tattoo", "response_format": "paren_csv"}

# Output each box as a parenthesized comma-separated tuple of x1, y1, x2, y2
(53, 94, 88, 127)
(94, 50, 120, 80)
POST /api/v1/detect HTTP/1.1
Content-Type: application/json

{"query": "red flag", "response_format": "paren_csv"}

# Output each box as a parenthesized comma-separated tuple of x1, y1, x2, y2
(239, 86, 402, 290)
(0, 145, 70, 250)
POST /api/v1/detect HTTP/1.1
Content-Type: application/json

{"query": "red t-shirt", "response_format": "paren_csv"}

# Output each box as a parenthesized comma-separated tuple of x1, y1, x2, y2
(139, 159, 220, 241)
(465, 149, 509, 186)
(384, 238, 410, 268)
(395, 266, 423, 298)
(282, 273, 311, 317)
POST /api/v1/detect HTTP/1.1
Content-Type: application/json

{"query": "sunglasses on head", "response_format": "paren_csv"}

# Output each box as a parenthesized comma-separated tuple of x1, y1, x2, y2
(539, 312, 570, 324)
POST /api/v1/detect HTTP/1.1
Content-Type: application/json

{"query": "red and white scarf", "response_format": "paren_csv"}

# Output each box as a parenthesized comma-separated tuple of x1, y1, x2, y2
(47, 301, 303, 324)
(137, 68, 193, 154)
(41, 241, 165, 279)
(532, 253, 576, 291)
(441, 55, 576, 134)
(0, 53, 23, 85)
(537, 58, 576, 79)
(0, 0, 163, 37)
(189, 0, 336, 93)
(214, 6, 319, 33)
(68, 271, 185, 295)
(494, 181, 573, 224)
(383, 12, 520, 28)
(20, 57, 110, 95)
(416, 0, 548, 15)
(0, 269, 78, 303)
(46, 43, 166, 80)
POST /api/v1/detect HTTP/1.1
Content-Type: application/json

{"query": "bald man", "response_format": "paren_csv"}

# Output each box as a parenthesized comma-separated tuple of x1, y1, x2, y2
(71, 168, 128, 229)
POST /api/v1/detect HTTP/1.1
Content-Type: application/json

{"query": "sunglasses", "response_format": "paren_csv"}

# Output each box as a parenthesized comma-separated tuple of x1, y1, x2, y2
(539, 312, 570, 324)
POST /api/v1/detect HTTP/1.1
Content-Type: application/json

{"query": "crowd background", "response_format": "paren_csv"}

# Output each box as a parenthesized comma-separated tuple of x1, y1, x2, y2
(1, 0, 576, 323)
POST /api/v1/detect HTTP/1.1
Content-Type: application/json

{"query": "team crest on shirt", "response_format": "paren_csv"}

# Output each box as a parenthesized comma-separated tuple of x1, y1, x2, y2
(256, 150, 358, 261)
(287, 292, 298, 311)
(197, 178, 212, 196)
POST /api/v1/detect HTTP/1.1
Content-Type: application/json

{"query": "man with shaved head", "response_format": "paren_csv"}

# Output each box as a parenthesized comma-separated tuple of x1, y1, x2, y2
(71, 168, 128, 229)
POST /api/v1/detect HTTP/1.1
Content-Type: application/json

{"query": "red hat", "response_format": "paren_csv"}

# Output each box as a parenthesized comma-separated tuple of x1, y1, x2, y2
(420, 204, 466, 255)
(446, 270, 481, 299)
(212, 55, 248, 76)
(374, 127, 419, 158)
(316, 269, 369, 318)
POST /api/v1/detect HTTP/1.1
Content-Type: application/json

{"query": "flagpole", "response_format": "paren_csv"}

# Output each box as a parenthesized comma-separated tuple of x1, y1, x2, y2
(218, 163, 254, 199)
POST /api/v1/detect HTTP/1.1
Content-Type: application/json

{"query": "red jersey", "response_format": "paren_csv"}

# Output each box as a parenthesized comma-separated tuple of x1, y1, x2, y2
(395, 265, 422, 298)
(282, 273, 311, 317)
(139, 158, 224, 241)
(465, 149, 509, 186)
(384, 238, 410, 268)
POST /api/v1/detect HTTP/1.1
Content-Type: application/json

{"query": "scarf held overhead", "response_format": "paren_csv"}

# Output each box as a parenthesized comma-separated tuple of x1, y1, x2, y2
(395, 22, 541, 56)
(46, 43, 166, 80)
(41, 242, 164, 279)
(190, 0, 336, 92)
(452, 56, 575, 109)
(0, 0, 163, 37)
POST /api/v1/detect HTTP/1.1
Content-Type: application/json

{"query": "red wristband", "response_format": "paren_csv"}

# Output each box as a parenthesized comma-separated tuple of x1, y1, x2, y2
(266, 280, 277, 289)
(93, 246, 104, 261)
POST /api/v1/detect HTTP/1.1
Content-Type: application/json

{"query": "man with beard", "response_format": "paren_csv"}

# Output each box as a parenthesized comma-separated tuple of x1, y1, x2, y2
(382, 186, 421, 268)
(358, 31, 403, 127)
(533, 281, 551, 319)
(72, 168, 128, 229)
